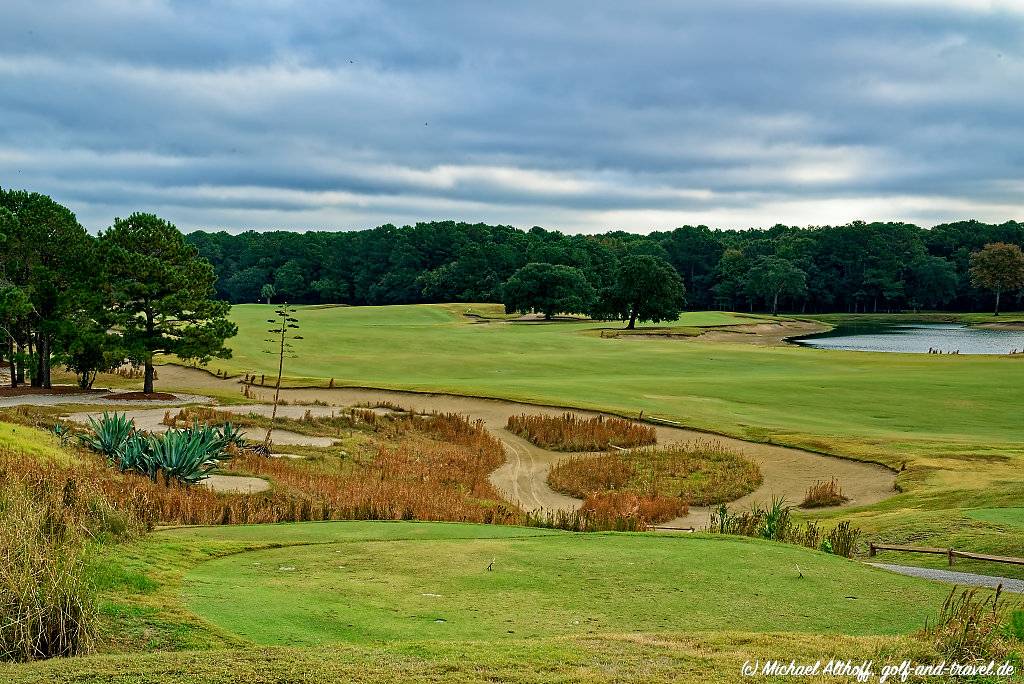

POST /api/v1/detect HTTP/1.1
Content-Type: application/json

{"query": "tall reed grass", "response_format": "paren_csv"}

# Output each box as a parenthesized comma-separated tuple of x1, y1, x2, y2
(0, 447, 139, 662)
(506, 413, 656, 451)
(708, 499, 863, 558)
(924, 585, 1017, 662)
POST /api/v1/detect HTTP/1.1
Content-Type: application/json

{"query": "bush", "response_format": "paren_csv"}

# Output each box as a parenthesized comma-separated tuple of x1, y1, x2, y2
(507, 412, 656, 451)
(81, 415, 238, 485)
(78, 412, 134, 462)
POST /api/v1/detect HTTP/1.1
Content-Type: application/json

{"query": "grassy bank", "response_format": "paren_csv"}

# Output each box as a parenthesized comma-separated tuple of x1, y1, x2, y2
(1, 520, 956, 683)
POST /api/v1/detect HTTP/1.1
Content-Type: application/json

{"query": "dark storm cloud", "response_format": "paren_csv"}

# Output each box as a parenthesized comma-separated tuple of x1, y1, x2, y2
(1, 0, 1022, 232)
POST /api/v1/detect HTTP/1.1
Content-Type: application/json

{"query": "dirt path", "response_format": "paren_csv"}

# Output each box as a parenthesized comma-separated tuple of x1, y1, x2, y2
(63, 405, 339, 448)
(155, 366, 895, 527)
(0, 390, 210, 408)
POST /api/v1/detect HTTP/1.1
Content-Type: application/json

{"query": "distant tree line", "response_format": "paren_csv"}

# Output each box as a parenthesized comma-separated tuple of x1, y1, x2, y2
(0, 189, 236, 391)
(188, 220, 1024, 315)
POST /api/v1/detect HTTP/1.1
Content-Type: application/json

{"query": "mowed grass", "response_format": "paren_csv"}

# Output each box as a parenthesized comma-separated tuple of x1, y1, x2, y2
(205, 304, 1023, 476)
(966, 508, 1024, 528)
(171, 521, 948, 646)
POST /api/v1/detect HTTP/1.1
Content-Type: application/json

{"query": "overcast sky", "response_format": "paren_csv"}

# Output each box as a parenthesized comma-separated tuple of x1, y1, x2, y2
(2, 1, 1022, 234)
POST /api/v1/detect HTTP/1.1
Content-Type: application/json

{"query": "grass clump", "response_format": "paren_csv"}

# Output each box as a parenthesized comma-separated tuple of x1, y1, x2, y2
(801, 477, 849, 508)
(923, 585, 1019, 663)
(547, 440, 762, 524)
(0, 461, 132, 661)
(506, 412, 656, 451)
(710, 498, 863, 558)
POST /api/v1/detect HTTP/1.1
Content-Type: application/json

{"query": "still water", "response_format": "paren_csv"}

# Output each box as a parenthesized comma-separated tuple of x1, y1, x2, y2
(792, 322, 1024, 355)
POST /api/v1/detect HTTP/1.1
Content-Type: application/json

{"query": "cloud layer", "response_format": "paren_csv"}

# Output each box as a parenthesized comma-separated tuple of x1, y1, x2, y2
(2, 1, 1022, 233)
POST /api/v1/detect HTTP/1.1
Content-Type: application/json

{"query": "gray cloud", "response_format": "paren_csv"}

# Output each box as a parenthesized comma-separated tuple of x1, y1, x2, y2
(1, 0, 1022, 233)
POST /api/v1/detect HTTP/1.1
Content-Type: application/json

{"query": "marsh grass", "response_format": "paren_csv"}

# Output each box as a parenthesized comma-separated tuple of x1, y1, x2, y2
(1, 407, 519, 529)
(0, 452, 137, 662)
(506, 413, 656, 451)
(547, 440, 762, 524)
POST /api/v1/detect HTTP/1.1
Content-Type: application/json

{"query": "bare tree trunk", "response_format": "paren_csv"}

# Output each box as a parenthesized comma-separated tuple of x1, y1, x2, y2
(144, 310, 155, 393)
(39, 335, 51, 389)
(264, 318, 287, 448)
(144, 360, 155, 394)
(994, 289, 1001, 316)
(15, 340, 24, 385)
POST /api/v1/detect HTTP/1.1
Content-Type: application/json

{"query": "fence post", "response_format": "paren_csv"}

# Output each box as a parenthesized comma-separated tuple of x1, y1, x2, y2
(869, 543, 876, 557)
(948, 548, 954, 566)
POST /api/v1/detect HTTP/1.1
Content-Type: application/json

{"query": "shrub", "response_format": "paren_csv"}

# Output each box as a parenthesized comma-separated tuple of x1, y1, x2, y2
(924, 586, 1017, 663)
(506, 412, 656, 451)
(82, 416, 238, 485)
(823, 521, 861, 558)
(801, 477, 848, 508)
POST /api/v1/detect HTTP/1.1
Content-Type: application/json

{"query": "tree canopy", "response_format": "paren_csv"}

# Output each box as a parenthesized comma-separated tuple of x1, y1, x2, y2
(99, 212, 237, 393)
(184, 219, 1024, 315)
(596, 255, 686, 328)
(502, 263, 595, 319)
(969, 242, 1024, 315)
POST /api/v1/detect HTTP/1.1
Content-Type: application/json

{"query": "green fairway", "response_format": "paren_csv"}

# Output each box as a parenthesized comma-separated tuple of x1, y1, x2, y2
(175, 521, 947, 645)
(966, 508, 1024, 528)
(201, 304, 1023, 484)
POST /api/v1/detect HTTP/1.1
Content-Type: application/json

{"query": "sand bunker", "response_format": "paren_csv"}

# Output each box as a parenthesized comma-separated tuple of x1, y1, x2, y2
(153, 366, 897, 527)
(200, 475, 270, 494)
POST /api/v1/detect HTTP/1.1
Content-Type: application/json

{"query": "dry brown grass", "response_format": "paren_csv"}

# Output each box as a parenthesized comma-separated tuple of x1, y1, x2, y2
(549, 439, 762, 517)
(506, 412, 656, 451)
(800, 477, 848, 508)
(2, 409, 518, 529)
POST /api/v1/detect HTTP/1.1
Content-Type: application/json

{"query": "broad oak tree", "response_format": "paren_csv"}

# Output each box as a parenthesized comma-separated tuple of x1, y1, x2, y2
(969, 242, 1024, 316)
(99, 213, 237, 393)
(597, 255, 686, 329)
(502, 262, 596, 319)
(746, 257, 807, 315)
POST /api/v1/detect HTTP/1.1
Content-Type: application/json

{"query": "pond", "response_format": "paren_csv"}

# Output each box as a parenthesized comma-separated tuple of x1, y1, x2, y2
(791, 322, 1024, 355)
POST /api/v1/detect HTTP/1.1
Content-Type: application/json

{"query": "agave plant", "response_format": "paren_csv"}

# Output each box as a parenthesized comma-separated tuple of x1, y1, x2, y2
(79, 412, 135, 462)
(149, 425, 232, 485)
(118, 434, 159, 481)
(218, 422, 248, 449)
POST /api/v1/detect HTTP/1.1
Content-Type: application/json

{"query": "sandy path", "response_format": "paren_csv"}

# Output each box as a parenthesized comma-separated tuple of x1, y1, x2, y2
(154, 366, 896, 527)
(0, 391, 210, 408)
(200, 474, 271, 494)
(64, 405, 339, 448)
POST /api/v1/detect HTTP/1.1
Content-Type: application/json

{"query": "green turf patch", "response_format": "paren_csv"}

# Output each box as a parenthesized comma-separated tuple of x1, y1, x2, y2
(966, 507, 1024, 528)
(176, 522, 948, 646)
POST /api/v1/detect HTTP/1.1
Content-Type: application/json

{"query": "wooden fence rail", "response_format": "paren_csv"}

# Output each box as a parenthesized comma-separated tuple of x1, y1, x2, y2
(869, 542, 1024, 568)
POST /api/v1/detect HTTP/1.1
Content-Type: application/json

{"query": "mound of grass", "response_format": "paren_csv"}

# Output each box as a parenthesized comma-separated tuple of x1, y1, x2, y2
(173, 521, 949, 645)
(548, 440, 762, 518)
(506, 412, 656, 451)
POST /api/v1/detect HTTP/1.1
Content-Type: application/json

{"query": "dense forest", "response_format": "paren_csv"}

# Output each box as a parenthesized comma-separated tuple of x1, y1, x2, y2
(187, 220, 1024, 313)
